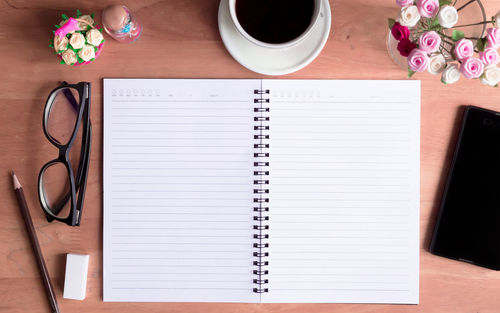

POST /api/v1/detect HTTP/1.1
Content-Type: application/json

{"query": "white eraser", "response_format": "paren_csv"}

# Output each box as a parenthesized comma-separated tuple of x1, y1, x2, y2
(63, 253, 89, 300)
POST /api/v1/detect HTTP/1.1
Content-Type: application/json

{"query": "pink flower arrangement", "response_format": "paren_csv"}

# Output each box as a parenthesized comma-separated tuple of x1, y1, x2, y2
(388, 0, 500, 86)
(50, 10, 105, 66)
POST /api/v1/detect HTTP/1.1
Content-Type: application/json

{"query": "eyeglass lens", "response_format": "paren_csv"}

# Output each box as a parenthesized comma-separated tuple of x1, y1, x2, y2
(41, 162, 73, 219)
(46, 87, 80, 145)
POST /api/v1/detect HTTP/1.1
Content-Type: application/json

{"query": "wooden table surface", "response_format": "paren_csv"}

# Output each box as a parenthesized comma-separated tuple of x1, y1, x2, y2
(1, 0, 500, 312)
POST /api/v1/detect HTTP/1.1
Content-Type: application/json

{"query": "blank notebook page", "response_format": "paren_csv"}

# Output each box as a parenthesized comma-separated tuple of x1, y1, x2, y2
(103, 79, 259, 302)
(262, 80, 420, 303)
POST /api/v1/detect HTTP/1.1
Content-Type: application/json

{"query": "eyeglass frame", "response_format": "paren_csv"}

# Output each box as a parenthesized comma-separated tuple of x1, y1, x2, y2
(38, 81, 92, 226)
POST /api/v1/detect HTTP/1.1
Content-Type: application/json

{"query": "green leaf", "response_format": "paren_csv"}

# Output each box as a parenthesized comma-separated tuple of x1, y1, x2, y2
(54, 24, 60, 29)
(76, 9, 82, 18)
(452, 29, 465, 41)
(60, 60, 65, 65)
(439, 0, 452, 6)
(408, 69, 416, 78)
(388, 18, 396, 30)
(429, 18, 443, 31)
(90, 12, 95, 19)
(61, 13, 69, 20)
(49, 43, 54, 48)
(476, 37, 486, 52)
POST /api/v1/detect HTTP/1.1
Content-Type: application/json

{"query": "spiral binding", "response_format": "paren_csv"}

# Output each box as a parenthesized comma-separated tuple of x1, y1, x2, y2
(253, 89, 270, 294)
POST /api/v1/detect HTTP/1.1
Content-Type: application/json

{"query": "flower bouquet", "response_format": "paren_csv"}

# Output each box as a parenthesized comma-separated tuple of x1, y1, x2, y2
(388, 0, 500, 86)
(50, 10, 105, 66)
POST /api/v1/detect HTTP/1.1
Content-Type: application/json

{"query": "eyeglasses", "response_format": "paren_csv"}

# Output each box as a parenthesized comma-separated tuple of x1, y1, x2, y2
(38, 82, 92, 226)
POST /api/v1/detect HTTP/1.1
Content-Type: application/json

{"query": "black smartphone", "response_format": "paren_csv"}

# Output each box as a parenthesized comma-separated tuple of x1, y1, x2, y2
(430, 106, 500, 270)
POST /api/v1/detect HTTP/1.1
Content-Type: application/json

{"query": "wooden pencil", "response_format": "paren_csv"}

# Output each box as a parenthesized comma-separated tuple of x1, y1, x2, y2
(11, 171, 61, 313)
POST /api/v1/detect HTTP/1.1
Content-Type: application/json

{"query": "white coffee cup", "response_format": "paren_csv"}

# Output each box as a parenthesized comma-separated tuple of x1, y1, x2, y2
(227, 0, 322, 49)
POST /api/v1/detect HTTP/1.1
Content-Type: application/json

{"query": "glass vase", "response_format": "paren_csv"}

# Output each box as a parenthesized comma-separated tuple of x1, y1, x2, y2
(387, 0, 487, 69)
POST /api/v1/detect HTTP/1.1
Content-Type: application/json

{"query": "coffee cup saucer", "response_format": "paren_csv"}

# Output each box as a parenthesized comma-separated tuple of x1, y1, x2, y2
(218, 0, 331, 76)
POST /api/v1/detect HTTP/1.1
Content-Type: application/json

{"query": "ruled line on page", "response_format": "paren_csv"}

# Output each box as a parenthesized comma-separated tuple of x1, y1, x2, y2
(111, 100, 250, 103)
(271, 100, 411, 104)
(111, 107, 251, 110)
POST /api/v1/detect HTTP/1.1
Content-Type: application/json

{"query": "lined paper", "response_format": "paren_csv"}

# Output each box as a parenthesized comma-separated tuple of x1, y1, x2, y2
(262, 80, 420, 304)
(103, 79, 259, 302)
(103, 79, 420, 304)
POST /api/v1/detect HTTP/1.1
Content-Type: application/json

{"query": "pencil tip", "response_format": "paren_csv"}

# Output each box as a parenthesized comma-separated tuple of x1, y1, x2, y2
(11, 171, 21, 189)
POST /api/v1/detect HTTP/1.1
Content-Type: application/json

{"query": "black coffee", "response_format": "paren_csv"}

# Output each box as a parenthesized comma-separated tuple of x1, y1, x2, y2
(235, 0, 315, 44)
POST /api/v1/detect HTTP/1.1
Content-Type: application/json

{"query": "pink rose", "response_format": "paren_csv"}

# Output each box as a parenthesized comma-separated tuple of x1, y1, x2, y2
(460, 57, 484, 79)
(479, 48, 500, 65)
(417, 0, 439, 18)
(486, 28, 500, 48)
(418, 31, 441, 53)
(397, 0, 414, 7)
(397, 39, 417, 57)
(454, 38, 474, 61)
(391, 22, 410, 41)
(408, 49, 429, 72)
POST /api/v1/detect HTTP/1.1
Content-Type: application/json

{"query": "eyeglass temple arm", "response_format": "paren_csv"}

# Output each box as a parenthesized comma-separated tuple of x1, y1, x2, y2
(63, 88, 80, 112)
(73, 124, 92, 225)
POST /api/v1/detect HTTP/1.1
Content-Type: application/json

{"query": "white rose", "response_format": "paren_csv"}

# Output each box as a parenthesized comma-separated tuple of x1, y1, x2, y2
(86, 29, 104, 46)
(495, 10, 500, 28)
(481, 65, 500, 86)
(441, 64, 461, 84)
(61, 49, 77, 65)
(78, 45, 96, 62)
(54, 35, 68, 52)
(78, 15, 94, 30)
(428, 54, 446, 75)
(438, 5, 458, 28)
(400, 6, 420, 27)
(69, 32, 85, 49)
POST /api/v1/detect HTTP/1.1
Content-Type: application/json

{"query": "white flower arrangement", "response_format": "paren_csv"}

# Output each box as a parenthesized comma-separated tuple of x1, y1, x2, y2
(50, 10, 105, 66)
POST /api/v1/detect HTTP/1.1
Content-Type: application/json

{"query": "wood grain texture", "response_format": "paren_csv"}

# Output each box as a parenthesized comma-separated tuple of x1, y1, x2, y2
(1, 0, 500, 312)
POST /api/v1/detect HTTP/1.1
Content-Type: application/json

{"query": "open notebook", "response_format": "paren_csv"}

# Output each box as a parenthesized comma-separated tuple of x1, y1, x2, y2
(103, 79, 420, 303)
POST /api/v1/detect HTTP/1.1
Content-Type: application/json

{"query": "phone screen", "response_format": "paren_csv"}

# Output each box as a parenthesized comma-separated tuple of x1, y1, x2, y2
(430, 106, 500, 270)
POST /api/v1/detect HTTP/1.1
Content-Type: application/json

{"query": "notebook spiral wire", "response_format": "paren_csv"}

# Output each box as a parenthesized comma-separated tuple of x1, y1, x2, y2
(253, 89, 270, 294)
